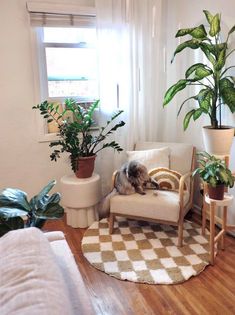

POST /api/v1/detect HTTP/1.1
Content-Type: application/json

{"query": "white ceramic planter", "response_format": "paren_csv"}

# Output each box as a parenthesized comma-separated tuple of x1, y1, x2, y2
(202, 126, 234, 155)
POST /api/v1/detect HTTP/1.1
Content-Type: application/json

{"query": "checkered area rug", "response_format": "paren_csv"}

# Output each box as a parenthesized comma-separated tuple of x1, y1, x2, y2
(82, 217, 211, 284)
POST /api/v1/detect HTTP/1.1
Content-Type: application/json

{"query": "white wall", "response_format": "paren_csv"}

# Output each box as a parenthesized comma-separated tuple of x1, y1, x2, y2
(0, 0, 94, 197)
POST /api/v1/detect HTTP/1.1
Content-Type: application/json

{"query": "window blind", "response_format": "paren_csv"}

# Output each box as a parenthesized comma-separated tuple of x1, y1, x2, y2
(26, 2, 96, 27)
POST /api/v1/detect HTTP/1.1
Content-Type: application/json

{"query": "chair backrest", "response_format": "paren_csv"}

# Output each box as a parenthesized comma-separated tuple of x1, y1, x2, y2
(134, 142, 194, 175)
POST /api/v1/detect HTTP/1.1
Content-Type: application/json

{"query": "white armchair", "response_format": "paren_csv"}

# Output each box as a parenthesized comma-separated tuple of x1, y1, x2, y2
(109, 142, 196, 247)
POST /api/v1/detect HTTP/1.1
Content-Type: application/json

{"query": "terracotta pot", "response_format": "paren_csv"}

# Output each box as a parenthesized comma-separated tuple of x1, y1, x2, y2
(75, 155, 96, 178)
(202, 126, 234, 155)
(208, 184, 225, 200)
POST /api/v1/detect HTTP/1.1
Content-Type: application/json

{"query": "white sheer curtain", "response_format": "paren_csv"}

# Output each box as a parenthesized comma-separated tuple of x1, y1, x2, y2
(95, 0, 166, 196)
(95, 0, 130, 195)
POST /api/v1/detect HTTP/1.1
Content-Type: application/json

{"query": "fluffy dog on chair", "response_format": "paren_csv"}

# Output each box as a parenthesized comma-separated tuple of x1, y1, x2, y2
(115, 160, 159, 195)
(99, 161, 159, 218)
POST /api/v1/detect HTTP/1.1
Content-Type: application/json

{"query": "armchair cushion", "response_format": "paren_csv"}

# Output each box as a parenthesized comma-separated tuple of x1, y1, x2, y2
(126, 147, 170, 170)
(149, 167, 187, 191)
(110, 189, 190, 223)
(134, 142, 193, 174)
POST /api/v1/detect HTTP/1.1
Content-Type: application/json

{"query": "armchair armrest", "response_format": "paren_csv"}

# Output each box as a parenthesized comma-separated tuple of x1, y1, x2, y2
(179, 171, 192, 207)
(111, 170, 118, 189)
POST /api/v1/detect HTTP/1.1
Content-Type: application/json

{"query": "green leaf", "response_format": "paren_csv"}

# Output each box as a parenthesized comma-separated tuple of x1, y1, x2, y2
(220, 87, 235, 113)
(183, 109, 195, 130)
(29, 180, 57, 213)
(163, 80, 187, 106)
(197, 88, 213, 112)
(33, 180, 56, 203)
(209, 177, 217, 187)
(203, 10, 214, 25)
(219, 169, 229, 183)
(209, 13, 220, 37)
(0, 188, 31, 212)
(171, 39, 200, 63)
(199, 43, 216, 65)
(176, 25, 207, 39)
(35, 203, 64, 220)
(193, 108, 203, 120)
(177, 96, 197, 116)
(228, 25, 235, 36)
(215, 48, 226, 70)
(0, 207, 28, 219)
(87, 100, 99, 119)
(185, 63, 213, 81)
(220, 77, 234, 90)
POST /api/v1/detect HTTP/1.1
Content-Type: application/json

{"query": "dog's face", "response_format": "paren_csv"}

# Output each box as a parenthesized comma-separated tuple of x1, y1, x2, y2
(126, 161, 149, 184)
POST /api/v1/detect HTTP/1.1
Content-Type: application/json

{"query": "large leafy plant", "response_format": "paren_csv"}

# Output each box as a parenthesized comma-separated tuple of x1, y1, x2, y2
(193, 151, 235, 187)
(33, 99, 125, 173)
(0, 180, 64, 237)
(163, 10, 235, 130)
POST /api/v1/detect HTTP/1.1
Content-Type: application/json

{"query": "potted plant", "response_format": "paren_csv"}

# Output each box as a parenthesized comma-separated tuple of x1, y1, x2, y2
(33, 99, 125, 178)
(193, 151, 235, 200)
(163, 10, 235, 155)
(0, 180, 64, 237)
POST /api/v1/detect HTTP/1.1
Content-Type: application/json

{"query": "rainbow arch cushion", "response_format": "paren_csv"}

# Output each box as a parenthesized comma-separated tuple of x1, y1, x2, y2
(149, 167, 187, 191)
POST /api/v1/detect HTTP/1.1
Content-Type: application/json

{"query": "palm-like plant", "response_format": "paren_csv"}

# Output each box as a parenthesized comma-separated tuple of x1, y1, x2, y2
(33, 99, 125, 173)
(163, 10, 235, 130)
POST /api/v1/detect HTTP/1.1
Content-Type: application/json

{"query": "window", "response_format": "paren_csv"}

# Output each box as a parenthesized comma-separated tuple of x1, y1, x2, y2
(43, 27, 98, 100)
(28, 3, 98, 140)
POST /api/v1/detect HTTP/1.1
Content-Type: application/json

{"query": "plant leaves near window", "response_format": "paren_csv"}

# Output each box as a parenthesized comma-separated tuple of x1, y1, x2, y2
(33, 99, 125, 174)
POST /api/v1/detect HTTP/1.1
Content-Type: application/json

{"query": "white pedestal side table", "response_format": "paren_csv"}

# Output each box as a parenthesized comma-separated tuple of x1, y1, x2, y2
(60, 173, 101, 228)
(203, 193, 234, 265)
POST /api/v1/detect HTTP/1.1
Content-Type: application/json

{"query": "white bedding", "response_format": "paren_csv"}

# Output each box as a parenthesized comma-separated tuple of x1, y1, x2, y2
(0, 227, 73, 315)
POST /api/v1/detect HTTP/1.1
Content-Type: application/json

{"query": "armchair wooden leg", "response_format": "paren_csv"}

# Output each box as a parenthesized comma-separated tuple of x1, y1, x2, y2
(178, 221, 184, 247)
(202, 202, 207, 236)
(109, 213, 115, 234)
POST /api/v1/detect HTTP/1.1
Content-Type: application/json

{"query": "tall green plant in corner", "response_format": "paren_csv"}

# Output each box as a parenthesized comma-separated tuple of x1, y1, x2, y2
(163, 10, 235, 131)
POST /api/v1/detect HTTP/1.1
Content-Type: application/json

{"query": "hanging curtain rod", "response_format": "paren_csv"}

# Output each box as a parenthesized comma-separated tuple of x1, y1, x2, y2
(26, 2, 96, 17)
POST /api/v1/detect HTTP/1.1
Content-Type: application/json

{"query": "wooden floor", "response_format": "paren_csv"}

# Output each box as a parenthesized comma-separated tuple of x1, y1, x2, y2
(44, 215, 235, 315)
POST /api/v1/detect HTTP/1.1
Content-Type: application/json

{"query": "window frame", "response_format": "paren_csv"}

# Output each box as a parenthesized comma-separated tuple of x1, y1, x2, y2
(31, 25, 99, 142)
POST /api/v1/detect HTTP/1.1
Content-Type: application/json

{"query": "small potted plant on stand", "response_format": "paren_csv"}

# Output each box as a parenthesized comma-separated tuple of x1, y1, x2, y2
(33, 99, 125, 178)
(193, 151, 235, 200)
(163, 10, 235, 155)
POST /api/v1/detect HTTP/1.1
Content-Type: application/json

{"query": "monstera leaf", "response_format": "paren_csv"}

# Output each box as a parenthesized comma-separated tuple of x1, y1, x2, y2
(0, 188, 31, 212)
(0, 180, 64, 235)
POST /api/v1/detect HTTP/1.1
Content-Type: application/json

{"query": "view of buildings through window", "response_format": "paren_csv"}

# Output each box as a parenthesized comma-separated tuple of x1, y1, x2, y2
(43, 27, 98, 100)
